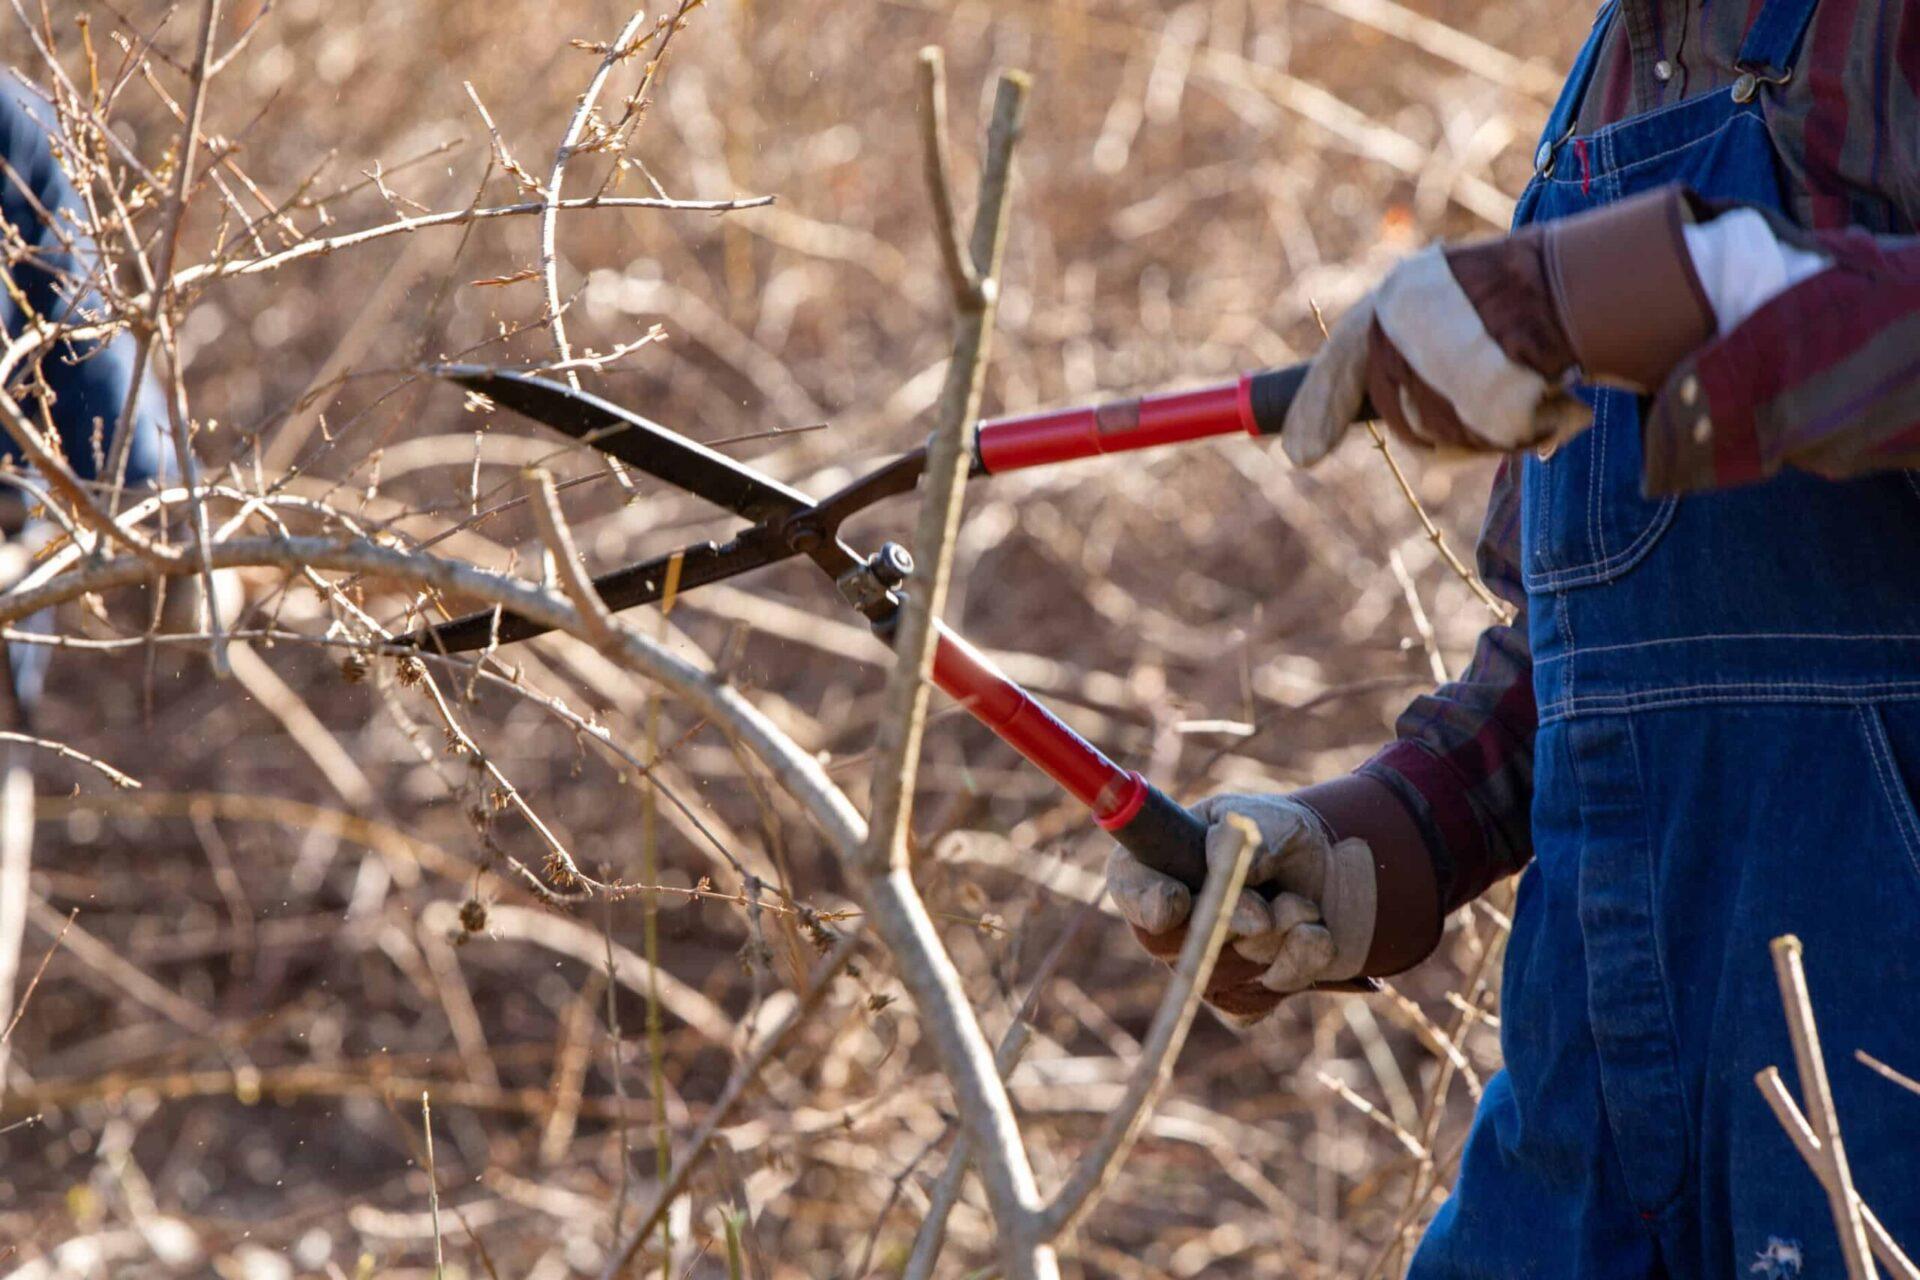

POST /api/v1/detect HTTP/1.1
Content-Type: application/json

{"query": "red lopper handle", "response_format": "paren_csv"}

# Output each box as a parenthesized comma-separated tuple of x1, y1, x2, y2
(930, 625, 1382, 991)
(930, 626, 1209, 889)
(973, 363, 1312, 475)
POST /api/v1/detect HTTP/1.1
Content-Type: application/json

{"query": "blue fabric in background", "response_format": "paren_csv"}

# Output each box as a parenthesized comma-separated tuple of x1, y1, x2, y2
(1, 74, 169, 484)
(2, 76, 172, 721)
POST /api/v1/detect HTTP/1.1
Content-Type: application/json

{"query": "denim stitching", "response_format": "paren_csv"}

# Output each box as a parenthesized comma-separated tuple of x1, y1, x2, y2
(1541, 681, 1920, 723)
(1857, 705, 1920, 886)
(1622, 714, 1694, 1206)
(1534, 631, 1920, 663)
(1527, 494, 1678, 590)
(1537, 109, 1760, 187)
(1589, 388, 1605, 570)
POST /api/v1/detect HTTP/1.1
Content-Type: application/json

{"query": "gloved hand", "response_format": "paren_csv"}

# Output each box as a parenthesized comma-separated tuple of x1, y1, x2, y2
(1106, 792, 1378, 1022)
(1282, 184, 1828, 468)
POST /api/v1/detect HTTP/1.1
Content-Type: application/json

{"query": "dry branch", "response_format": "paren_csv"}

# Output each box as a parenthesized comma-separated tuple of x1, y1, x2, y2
(1756, 1068, 1919, 1280)
(854, 57, 1052, 1280)
(544, 8, 656, 390)
(1037, 816, 1257, 1240)
(1763, 935, 1878, 1279)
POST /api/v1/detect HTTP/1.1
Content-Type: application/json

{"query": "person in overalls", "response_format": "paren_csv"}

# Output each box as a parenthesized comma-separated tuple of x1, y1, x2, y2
(1107, 0, 1920, 1273)
(2, 74, 169, 718)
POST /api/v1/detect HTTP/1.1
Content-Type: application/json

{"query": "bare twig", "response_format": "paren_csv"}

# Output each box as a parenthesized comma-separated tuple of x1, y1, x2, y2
(1856, 1050, 1920, 1099)
(423, 1092, 446, 1279)
(151, 0, 230, 672)
(916, 48, 978, 304)
(601, 931, 861, 1279)
(522, 468, 619, 650)
(0, 731, 138, 789)
(544, 8, 654, 389)
(1366, 422, 1512, 622)
(861, 66, 1029, 879)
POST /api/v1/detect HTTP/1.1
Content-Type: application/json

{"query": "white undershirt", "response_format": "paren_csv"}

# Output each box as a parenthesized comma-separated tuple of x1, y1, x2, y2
(1681, 209, 1831, 333)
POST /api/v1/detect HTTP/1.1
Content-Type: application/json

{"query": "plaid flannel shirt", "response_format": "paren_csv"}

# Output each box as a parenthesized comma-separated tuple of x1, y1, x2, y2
(1358, 0, 1920, 909)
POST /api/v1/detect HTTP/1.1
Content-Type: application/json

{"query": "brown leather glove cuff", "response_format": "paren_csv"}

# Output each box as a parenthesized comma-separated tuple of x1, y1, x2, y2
(1293, 774, 1442, 978)
(1543, 184, 1716, 394)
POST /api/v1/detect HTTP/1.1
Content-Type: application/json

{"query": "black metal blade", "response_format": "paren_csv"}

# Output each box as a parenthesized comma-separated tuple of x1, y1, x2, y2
(438, 365, 815, 524)
(410, 533, 792, 653)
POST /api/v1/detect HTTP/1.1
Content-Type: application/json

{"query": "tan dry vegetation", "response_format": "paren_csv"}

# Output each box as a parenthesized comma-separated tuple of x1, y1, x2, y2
(0, 0, 1584, 1275)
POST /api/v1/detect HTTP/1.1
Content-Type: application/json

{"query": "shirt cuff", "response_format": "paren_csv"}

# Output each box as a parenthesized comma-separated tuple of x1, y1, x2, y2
(1640, 348, 1756, 495)
(1641, 252, 1828, 497)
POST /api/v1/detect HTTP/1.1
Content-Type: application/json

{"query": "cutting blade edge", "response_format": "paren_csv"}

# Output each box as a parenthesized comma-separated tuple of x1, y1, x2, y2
(437, 365, 815, 524)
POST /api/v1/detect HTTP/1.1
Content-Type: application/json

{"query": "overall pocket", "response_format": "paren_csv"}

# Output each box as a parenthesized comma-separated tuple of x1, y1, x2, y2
(1522, 386, 1679, 592)
(1856, 701, 1920, 893)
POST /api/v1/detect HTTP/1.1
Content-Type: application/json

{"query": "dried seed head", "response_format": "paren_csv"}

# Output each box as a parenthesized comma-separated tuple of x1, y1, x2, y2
(543, 851, 579, 891)
(458, 898, 489, 934)
(395, 655, 426, 687)
(797, 907, 837, 953)
(339, 652, 371, 684)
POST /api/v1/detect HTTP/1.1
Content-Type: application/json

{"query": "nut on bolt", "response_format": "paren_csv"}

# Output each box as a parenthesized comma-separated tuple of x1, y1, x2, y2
(870, 542, 914, 587)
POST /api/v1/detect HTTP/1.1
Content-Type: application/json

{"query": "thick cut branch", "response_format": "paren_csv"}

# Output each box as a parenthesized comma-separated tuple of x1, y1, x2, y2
(853, 60, 1048, 1280)
(1037, 816, 1256, 1240)
(1756, 1068, 1919, 1280)
(861, 69, 1029, 879)
(1767, 935, 1877, 1279)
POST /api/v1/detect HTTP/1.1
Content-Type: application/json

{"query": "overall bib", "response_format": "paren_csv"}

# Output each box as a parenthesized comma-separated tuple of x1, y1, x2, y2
(1408, 2, 1920, 1276)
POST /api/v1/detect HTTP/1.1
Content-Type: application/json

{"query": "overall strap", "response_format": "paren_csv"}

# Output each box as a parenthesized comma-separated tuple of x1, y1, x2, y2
(1534, 2, 1617, 175)
(1736, 0, 1820, 80)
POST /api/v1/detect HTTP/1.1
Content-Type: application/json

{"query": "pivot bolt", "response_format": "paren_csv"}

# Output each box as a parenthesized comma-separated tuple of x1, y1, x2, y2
(870, 542, 914, 587)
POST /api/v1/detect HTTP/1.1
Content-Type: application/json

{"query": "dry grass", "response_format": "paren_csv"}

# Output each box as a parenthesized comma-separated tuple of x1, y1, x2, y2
(0, 0, 1581, 1275)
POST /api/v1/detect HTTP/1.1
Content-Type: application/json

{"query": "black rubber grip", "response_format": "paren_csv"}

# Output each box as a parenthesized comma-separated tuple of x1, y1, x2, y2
(1110, 781, 1211, 891)
(1245, 362, 1376, 435)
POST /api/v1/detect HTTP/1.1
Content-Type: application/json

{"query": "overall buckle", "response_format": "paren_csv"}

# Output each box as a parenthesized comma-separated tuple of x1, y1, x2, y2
(1731, 63, 1792, 103)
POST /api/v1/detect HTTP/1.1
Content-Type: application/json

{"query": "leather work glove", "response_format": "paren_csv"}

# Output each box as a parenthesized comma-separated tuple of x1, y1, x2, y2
(1282, 183, 1829, 467)
(1107, 792, 1379, 1022)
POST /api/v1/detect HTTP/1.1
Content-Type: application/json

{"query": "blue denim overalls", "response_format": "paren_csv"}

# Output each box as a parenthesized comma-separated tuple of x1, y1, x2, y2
(1408, 2, 1920, 1275)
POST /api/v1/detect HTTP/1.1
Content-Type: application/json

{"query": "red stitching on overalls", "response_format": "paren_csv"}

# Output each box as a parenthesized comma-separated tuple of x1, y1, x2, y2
(1574, 138, 1593, 196)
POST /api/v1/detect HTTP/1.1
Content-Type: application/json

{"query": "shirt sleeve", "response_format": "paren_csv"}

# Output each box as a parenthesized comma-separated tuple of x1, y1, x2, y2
(1356, 457, 1539, 912)
(1643, 214, 1920, 496)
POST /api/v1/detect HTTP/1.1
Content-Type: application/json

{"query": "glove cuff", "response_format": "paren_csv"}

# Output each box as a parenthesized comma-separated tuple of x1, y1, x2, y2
(1293, 773, 1442, 977)
(1542, 183, 1716, 394)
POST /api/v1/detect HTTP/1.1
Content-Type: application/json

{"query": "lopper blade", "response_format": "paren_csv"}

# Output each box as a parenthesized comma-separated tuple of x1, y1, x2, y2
(413, 531, 793, 653)
(438, 365, 815, 524)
